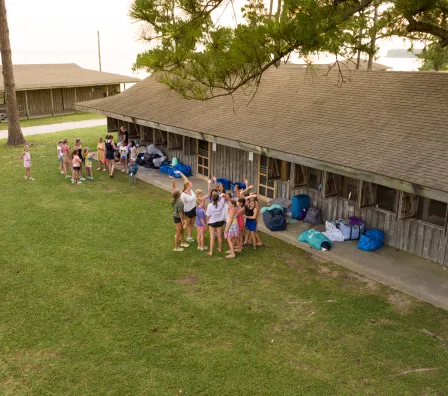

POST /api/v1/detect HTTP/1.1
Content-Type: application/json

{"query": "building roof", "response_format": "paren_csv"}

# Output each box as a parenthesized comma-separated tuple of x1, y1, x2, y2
(0, 63, 139, 91)
(76, 65, 448, 195)
(289, 59, 392, 71)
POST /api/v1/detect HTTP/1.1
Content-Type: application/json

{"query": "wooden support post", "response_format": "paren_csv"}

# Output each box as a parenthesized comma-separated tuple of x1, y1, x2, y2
(73, 88, 78, 113)
(61, 88, 65, 111)
(24, 90, 29, 119)
(281, 160, 289, 182)
(123, 83, 126, 91)
(50, 89, 55, 116)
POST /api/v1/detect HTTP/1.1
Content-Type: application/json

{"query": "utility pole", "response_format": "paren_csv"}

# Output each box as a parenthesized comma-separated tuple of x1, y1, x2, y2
(97, 30, 102, 71)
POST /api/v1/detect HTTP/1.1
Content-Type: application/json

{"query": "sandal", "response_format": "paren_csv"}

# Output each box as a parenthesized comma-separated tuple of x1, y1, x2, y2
(225, 255, 235, 259)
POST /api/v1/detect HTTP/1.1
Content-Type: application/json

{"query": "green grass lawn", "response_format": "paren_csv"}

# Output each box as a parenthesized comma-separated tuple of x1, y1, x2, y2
(0, 112, 105, 130)
(1, 127, 448, 395)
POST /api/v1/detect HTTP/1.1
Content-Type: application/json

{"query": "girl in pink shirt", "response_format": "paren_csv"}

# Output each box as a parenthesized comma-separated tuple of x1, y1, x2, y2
(18, 145, 34, 180)
(72, 150, 82, 184)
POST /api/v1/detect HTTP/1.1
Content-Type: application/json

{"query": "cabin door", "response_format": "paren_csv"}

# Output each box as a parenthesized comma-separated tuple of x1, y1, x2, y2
(197, 140, 210, 179)
(258, 155, 280, 199)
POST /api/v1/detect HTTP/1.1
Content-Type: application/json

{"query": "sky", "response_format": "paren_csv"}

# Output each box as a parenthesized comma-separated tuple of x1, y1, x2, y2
(4, 0, 421, 76)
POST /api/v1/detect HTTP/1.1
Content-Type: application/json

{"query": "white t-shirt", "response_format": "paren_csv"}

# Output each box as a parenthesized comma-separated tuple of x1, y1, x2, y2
(206, 198, 226, 224)
(130, 146, 138, 160)
(181, 190, 196, 212)
(57, 145, 62, 157)
(120, 146, 128, 157)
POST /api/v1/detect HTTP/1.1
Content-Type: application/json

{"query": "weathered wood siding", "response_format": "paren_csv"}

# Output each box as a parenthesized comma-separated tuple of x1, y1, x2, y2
(291, 185, 448, 265)
(210, 144, 259, 187)
(14, 84, 119, 117)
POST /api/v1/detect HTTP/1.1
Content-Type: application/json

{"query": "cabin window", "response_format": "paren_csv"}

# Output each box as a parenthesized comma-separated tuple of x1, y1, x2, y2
(154, 129, 167, 145)
(293, 164, 307, 186)
(377, 185, 397, 212)
(339, 176, 359, 201)
(417, 198, 447, 227)
(168, 133, 183, 150)
(258, 156, 289, 199)
(0, 92, 5, 105)
(308, 168, 322, 190)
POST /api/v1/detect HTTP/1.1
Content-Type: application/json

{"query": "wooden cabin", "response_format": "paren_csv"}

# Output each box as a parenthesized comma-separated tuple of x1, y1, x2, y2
(0, 64, 139, 120)
(75, 65, 448, 266)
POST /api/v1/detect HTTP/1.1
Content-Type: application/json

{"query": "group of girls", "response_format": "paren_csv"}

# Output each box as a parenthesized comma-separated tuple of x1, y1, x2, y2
(55, 132, 139, 184)
(98, 134, 139, 178)
(57, 138, 94, 184)
(171, 174, 263, 258)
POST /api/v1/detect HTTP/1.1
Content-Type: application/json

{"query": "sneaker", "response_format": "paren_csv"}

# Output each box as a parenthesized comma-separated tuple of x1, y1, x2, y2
(197, 246, 203, 251)
(77, 181, 83, 184)
(65, 175, 71, 179)
(90, 177, 94, 180)
(186, 237, 194, 243)
(60, 171, 65, 174)
(29, 177, 35, 181)
(71, 179, 75, 183)
(180, 243, 190, 248)
(122, 169, 126, 173)
(174, 248, 184, 252)
(96, 168, 101, 171)
(80, 177, 86, 181)
(72, 180, 75, 184)
(24, 176, 27, 180)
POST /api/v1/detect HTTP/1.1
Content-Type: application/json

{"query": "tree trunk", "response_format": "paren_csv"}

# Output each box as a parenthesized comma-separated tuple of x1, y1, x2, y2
(0, 0, 25, 146)
(356, 11, 364, 69)
(269, 0, 274, 16)
(367, 5, 379, 71)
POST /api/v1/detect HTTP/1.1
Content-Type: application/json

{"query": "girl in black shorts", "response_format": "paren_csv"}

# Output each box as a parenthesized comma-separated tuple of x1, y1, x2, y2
(105, 135, 117, 177)
(171, 176, 190, 252)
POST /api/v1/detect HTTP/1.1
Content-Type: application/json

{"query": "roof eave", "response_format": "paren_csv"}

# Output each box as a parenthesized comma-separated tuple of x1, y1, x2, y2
(75, 103, 448, 203)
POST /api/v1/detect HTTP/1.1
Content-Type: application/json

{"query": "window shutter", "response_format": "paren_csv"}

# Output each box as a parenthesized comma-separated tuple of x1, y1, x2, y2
(295, 165, 309, 186)
(323, 172, 340, 197)
(361, 181, 378, 207)
(398, 192, 419, 219)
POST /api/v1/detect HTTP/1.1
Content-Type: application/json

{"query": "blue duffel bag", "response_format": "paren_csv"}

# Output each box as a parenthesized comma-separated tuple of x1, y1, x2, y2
(358, 229, 384, 251)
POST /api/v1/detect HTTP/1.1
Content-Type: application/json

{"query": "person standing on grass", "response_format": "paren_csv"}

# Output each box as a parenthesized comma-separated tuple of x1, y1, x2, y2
(206, 191, 227, 256)
(74, 138, 86, 182)
(119, 142, 129, 173)
(175, 170, 196, 244)
(224, 199, 240, 258)
(61, 138, 72, 179)
(57, 140, 63, 174)
(84, 148, 94, 180)
(18, 145, 34, 180)
(105, 135, 117, 178)
(236, 198, 246, 251)
(170, 176, 190, 252)
(244, 198, 258, 249)
(96, 137, 106, 171)
(196, 198, 208, 251)
(130, 140, 138, 163)
(72, 150, 82, 184)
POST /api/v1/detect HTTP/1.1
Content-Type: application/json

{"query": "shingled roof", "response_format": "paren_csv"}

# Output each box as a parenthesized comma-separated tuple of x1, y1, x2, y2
(0, 64, 139, 90)
(76, 65, 448, 194)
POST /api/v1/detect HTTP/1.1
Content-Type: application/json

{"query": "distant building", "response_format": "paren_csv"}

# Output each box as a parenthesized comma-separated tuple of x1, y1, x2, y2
(0, 63, 139, 120)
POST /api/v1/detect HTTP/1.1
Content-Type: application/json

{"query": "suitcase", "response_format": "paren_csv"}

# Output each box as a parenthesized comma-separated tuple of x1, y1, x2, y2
(292, 194, 310, 219)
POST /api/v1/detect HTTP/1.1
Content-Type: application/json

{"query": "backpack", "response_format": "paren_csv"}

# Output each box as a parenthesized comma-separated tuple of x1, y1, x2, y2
(303, 207, 322, 225)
